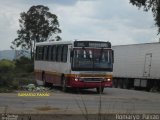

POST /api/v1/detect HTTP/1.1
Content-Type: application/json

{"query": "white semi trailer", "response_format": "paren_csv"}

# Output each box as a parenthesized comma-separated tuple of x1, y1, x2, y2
(112, 42, 160, 91)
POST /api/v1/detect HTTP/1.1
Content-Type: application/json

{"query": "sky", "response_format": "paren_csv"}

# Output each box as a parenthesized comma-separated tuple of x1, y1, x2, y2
(0, 0, 159, 50)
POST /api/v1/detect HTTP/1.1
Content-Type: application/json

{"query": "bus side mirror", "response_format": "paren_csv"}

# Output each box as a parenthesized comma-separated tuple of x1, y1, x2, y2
(112, 50, 114, 63)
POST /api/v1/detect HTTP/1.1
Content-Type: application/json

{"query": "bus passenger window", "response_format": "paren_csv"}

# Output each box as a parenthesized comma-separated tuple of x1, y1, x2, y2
(57, 45, 63, 62)
(62, 45, 68, 62)
(43, 46, 49, 61)
(48, 46, 52, 61)
(35, 47, 39, 60)
(42, 46, 45, 60)
(52, 46, 56, 61)
(40, 47, 43, 60)
(46, 46, 49, 61)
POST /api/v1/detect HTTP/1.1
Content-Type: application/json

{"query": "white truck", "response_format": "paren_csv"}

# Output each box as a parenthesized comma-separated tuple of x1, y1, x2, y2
(112, 42, 160, 91)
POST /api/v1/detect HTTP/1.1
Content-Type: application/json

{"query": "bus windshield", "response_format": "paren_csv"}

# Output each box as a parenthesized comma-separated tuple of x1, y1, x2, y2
(72, 48, 113, 71)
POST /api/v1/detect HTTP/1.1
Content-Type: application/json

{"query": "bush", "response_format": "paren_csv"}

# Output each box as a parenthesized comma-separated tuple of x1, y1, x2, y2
(0, 57, 34, 91)
(11, 79, 19, 89)
(14, 56, 34, 73)
(0, 59, 15, 72)
(0, 87, 13, 93)
(0, 59, 15, 86)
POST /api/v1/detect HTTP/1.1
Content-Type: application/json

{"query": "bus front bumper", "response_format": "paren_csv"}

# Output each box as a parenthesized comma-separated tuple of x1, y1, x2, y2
(68, 80, 112, 88)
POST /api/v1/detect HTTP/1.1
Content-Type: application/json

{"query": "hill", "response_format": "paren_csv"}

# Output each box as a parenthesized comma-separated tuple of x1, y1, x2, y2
(0, 50, 30, 60)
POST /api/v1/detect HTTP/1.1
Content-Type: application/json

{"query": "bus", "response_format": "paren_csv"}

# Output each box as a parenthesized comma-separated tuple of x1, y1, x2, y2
(34, 40, 114, 93)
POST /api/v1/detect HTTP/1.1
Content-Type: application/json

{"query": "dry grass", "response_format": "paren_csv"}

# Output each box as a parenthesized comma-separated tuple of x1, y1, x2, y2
(35, 106, 60, 111)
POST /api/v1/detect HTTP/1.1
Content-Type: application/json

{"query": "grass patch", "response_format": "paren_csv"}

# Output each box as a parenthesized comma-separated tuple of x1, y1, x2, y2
(0, 87, 13, 93)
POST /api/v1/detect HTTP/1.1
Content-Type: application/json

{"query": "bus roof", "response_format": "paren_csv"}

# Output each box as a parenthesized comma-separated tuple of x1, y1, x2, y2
(36, 39, 110, 46)
(36, 40, 73, 46)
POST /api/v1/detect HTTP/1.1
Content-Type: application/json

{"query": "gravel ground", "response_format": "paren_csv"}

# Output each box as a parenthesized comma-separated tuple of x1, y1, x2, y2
(0, 88, 160, 114)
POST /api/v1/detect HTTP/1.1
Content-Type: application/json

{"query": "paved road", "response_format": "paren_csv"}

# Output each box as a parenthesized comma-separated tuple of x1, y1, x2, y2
(0, 88, 160, 114)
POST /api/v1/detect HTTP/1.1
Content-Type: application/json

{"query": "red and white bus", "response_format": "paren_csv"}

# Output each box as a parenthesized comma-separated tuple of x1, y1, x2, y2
(34, 40, 114, 93)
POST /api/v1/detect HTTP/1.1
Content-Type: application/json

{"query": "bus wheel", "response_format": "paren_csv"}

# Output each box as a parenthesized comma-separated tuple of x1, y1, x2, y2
(96, 87, 104, 94)
(42, 72, 52, 87)
(62, 77, 67, 92)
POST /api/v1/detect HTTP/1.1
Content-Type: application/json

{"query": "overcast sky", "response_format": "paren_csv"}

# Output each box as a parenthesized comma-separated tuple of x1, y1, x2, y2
(0, 0, 159, 50)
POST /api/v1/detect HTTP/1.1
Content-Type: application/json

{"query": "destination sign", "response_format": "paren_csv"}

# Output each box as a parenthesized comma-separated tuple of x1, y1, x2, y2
(74, 41, 111, 48)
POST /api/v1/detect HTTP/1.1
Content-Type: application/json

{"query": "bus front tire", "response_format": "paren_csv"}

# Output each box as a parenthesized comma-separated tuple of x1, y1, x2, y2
(96, 87, 104, 94)
(62, 77, 67, 92)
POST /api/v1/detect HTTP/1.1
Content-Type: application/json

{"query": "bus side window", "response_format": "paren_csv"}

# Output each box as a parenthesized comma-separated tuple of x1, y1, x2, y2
(52, 45, 56, 61)
(62, 45, 68, 62)
(38, 47, 41, 60)
(40, 46, 44, 60)
(57, 45, 63, 62)
(48, 46, 52, 61)
(43, 46, 45, 60)
(35, 46, 39, 60)
(43, 46, 48, 61)
(46, 46, 49, 61)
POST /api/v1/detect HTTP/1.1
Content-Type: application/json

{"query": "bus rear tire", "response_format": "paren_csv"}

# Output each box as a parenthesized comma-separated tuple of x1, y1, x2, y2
(96, 87, 104, 94)
(42, 72, 52, 87)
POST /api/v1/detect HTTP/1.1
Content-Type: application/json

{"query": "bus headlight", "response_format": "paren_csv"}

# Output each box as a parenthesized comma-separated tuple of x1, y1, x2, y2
(75, 78, 79, 81)
(107, 78, 111, 82)
(74, 75, 79, 81)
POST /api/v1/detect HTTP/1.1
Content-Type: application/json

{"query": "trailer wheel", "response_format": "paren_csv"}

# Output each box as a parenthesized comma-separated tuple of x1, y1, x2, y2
(62, 76, 67, 92)
(117, 79, 123, 88)
(113, 79, 118, 88)
(96, 87, 104, 94)
(122, 79, 129, 89)
(146, 87, 151, 92)
(122, 82, 127, 89)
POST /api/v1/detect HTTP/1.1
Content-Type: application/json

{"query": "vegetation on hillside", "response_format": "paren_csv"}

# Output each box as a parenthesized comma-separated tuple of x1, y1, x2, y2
(0, 57, 34, 92)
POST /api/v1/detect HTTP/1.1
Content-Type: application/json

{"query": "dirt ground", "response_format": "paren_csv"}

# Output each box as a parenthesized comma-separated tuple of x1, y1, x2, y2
(0, 88, 160, 120)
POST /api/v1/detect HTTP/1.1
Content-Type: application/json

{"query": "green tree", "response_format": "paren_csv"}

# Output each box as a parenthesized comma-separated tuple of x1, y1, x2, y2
(11, 5, 62, 59)
(130, 0, 160, 34)
(15, 56, 34, 73)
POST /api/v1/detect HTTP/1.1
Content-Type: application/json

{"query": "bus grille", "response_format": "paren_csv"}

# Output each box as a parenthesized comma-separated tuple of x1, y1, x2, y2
(80, 78, 104, 82)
